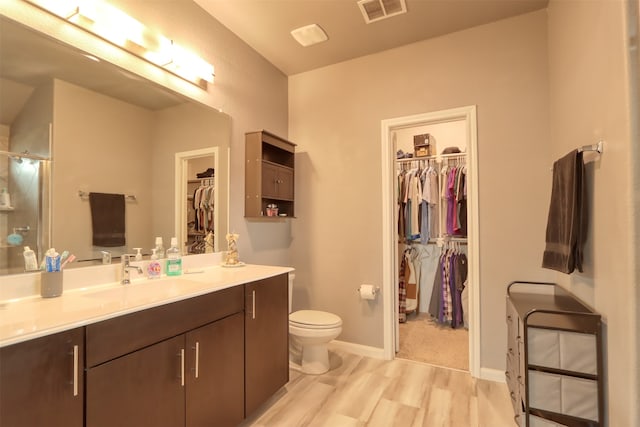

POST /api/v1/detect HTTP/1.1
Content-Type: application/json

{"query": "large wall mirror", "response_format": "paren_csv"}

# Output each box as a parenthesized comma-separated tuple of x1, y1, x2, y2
(0, 15, 230, 276)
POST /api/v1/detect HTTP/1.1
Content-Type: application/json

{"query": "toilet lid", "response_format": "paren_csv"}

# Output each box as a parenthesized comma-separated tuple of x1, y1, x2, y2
(290, 310, 342, 328)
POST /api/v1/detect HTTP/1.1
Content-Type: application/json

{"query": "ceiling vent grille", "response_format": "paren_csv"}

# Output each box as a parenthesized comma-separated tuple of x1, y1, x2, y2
(357, 0, 407, 24)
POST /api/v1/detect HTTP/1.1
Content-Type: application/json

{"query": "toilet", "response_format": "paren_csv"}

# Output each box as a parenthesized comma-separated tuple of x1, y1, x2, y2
(288, 274, 342, 375)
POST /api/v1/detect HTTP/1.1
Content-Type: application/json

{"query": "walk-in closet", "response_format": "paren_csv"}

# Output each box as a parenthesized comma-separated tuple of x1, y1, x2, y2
(393, 118, 471, 372)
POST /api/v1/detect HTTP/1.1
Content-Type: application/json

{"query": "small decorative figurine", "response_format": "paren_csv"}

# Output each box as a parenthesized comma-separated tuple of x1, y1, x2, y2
(204, 231, 214, 254)
(225, 232, 239, 265)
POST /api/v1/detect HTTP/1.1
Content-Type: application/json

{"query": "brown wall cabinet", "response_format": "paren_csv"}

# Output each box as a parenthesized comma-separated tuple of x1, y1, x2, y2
(0, 328, 84, 427)
(245, 274, 290, 415)
(245, 130, 296, 218)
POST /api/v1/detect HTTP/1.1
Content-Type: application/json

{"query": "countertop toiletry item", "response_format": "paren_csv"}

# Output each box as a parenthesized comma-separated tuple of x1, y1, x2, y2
(154, 237, 165, 259)
(101, 251, 111, 265)
(7, 232, 23, 246)
(134, 248, 143, 261)
(0, 188, 11, 208)
(165, 237, 182, 276)
(61, 254, 76, 269)
(147, 249, 161, 279)
(44, 248, 60, 272)
(23, 246, 38, 271)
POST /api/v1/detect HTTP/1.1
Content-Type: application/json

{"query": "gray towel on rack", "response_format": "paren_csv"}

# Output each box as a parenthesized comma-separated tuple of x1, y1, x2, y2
(89, 192, 125, 247)
(542, 150, 587, 274)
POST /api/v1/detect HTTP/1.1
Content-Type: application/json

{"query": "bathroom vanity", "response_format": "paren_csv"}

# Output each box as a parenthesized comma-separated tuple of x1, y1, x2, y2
(0, 264, 291, 427)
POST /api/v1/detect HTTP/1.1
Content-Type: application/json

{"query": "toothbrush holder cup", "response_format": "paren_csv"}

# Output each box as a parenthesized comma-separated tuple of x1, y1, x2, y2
(41, 271, 63, 298)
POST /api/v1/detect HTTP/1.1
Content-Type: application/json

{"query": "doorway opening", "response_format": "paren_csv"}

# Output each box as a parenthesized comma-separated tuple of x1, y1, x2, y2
(380, 106, 480, 377)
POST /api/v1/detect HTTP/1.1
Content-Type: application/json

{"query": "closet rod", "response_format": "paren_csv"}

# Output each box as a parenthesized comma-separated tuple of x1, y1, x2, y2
(578, 140, 604, 154)
(396, 151, 466, 163)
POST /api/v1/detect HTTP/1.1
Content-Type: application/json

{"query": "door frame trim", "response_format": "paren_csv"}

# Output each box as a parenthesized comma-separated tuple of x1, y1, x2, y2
(380, 105, 480, 377)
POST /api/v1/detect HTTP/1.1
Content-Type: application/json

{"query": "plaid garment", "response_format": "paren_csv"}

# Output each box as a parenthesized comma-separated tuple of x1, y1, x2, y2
(398, 254, 408, 323)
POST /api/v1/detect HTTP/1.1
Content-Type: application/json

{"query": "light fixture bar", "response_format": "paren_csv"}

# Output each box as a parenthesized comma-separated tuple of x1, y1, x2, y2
(23, 0, 215, 89)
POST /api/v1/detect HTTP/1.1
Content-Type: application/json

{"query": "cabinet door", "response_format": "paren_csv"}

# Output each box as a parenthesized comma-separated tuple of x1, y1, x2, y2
(0, 329, 84, 427)
(261, 161, 280, 199)
(86, 335, 185, 427)
(245, 274, 289, 415)
(186, 313, 244, 427)
(276, 166, 294, 201)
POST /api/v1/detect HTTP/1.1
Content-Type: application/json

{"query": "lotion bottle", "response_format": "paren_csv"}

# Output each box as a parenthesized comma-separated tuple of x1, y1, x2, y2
(165, 237, 182, 276)
(147, 249, 162, 279)
(23, 246, 38, 271)
(154, 237, 165, 259)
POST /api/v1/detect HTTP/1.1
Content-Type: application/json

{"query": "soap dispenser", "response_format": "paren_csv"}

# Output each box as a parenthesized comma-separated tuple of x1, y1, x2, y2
(147, 249, 161, 279)
(133, 248, 143, 261)
(165, 237, 182, 276)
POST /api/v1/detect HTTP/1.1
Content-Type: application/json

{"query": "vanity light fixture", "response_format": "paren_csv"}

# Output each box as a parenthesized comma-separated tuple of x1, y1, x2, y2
(23, 0, 215, 88)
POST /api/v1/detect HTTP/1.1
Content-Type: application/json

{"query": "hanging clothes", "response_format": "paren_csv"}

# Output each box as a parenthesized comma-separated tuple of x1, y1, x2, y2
(427, 245, 468, 329)
(192, 181, 215, 233)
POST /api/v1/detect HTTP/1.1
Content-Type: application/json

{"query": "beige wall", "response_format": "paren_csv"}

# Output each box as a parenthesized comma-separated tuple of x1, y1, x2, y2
(106, 0, 291, 265)
(151, 103, 230, 249)
(547, 0, 638, 424)
(289, 11, 553, 352)
(52, 79, 154, 261)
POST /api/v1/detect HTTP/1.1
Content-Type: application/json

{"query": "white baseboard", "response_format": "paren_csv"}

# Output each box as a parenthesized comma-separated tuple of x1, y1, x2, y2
(329, 340, 386, 359)
(480, 367, 506, 383)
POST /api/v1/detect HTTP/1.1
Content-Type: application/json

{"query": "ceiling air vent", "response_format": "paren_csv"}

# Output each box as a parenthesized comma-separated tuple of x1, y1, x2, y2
(357, 0, 407, 24)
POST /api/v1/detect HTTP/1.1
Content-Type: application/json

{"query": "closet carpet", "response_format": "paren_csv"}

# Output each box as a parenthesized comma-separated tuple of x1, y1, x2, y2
(396, 313, 469, 371)
(241, 345, 513, 427)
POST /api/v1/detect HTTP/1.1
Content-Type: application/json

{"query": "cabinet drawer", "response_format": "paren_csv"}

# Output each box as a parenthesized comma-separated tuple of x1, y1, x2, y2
(86, 286, 244, 367)
(528, 370, 599, 422)
(528, 327, 597, 374)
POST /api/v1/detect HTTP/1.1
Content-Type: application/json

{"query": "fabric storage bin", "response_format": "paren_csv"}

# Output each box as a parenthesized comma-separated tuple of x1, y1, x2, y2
(559, 331, 597, 375)
(528, 328, 560, 368)
(528, 328, 596, 374)
(529, 371, 562, 413)
(529, 371, 598, 422)
(561, 375, 598, 421)
(530, 415, 566, 427)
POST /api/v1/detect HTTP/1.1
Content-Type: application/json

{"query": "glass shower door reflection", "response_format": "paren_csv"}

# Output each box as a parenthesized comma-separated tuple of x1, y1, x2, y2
(0, 151, 50, 274)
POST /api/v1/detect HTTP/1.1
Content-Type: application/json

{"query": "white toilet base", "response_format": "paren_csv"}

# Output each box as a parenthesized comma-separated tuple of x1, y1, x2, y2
(300, 342, 330, 375)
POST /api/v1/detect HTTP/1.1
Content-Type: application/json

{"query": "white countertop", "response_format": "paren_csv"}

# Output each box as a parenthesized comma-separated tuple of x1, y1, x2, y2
(0, 263, 293, 348)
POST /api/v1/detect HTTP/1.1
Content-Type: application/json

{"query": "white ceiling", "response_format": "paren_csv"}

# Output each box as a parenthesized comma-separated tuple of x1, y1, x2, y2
(195, 0, 549, 76)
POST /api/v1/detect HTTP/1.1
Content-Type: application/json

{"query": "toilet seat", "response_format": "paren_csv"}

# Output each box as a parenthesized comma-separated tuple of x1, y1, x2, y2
(289, 310, 342, 329)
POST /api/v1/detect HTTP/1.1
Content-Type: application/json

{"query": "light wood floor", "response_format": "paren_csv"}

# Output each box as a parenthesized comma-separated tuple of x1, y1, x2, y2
(241, 346, 515, 427)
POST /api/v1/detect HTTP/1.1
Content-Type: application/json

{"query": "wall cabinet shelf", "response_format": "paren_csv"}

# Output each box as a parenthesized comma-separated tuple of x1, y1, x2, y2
(245, 130, 296, 218)
(506, 281, 604, 427)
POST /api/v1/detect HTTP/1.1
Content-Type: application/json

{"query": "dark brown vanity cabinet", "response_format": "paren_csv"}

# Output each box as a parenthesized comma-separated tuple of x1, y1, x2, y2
(1, 274, 290, 427)
(0, 328, 84, 427)
(245, 130, 296, 218)
(185, 313, 245, 427)
(85, 286, 245, 427)
(244, 274, 289, 415)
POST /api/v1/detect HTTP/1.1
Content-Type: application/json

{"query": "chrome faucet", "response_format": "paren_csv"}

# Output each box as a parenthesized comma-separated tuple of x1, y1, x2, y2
(121, 254, 143, 284)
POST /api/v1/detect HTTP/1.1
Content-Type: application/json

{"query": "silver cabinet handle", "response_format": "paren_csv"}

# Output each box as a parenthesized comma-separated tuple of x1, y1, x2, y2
(252, 290, 256, 320)
(180, 348, 185, 387)
(72, 344, 79, 397)
(194, 342, 200, 379)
